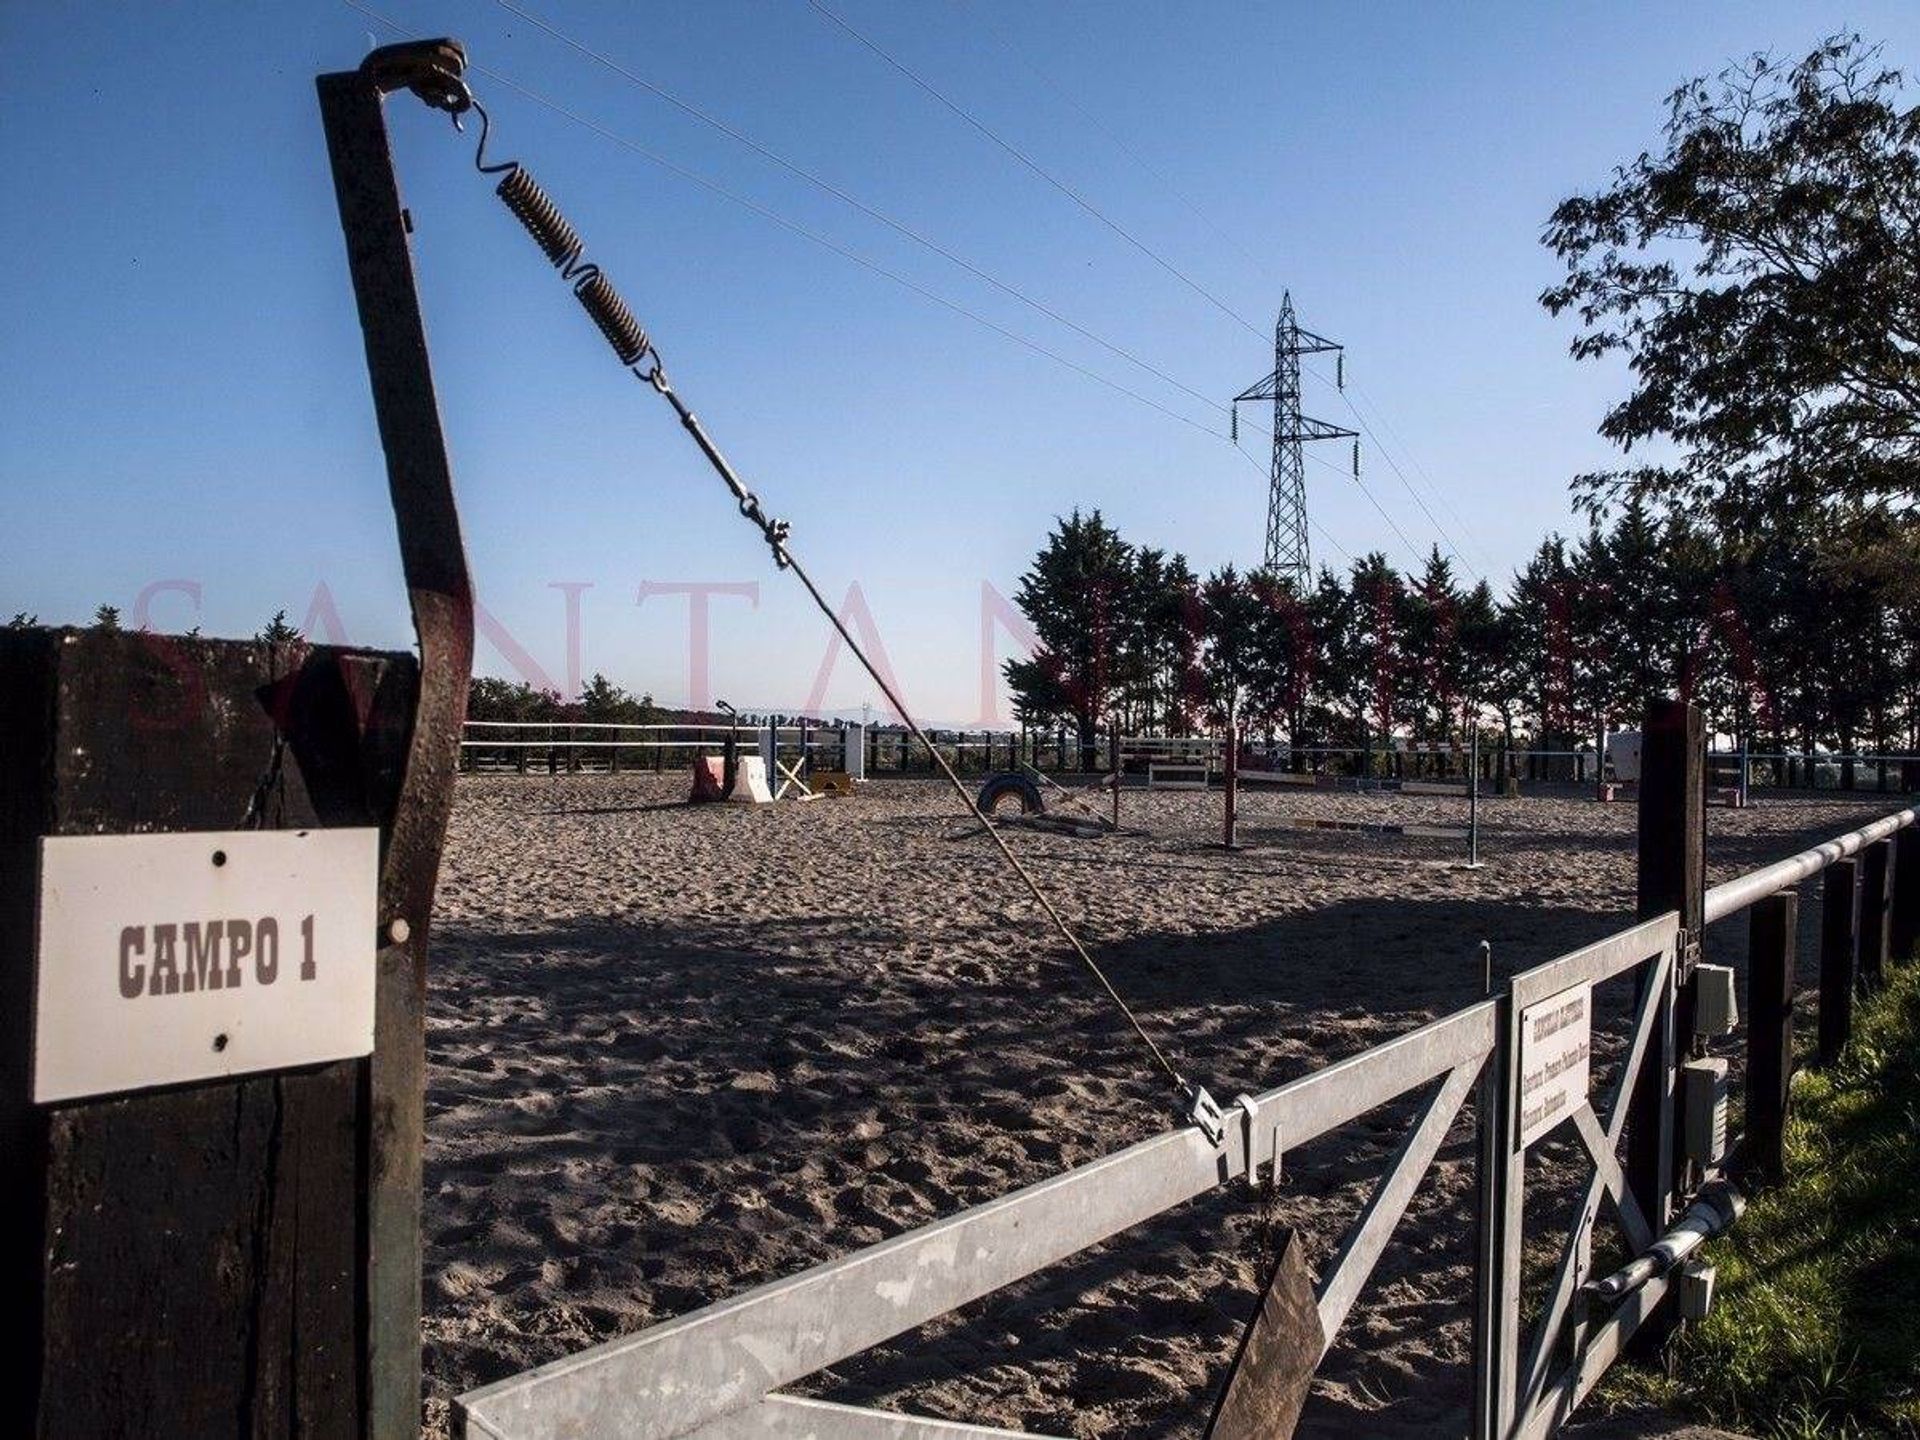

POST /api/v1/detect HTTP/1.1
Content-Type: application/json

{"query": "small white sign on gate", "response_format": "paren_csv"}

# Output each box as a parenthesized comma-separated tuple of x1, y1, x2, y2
(33, 828, 380, 1103)
(1517, 981, 1592, 1148)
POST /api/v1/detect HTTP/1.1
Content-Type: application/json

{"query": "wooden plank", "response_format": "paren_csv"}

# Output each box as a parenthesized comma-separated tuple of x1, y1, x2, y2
(1745, 892, 1796, 1183)
(1206, 1229, 1324, 1440)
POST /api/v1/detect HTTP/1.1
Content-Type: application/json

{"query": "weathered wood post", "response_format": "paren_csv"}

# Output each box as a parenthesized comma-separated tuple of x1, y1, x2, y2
(1629, 698, 1703, 1349)
(1818, 859, 1858, 1067)
(0, 631, 444, 1438)
(1893, 829, 1920, 963)
(1745, 892, 1796, 1184)
(3, 40, 475, 1433)
(1858, 838, 1892, 993)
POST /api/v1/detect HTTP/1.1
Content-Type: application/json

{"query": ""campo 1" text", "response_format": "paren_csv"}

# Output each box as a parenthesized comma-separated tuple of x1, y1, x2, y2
(118, 916, 318, 998)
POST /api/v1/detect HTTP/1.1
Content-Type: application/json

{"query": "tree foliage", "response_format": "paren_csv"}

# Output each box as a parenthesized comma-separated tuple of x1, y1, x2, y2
(1542, 35, 1920, 525)
(465, 673, 660, 726)
(1004, 507, 1920, 763)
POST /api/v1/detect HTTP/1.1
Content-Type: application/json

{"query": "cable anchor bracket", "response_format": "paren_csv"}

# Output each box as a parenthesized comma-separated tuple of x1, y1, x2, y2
(361, 37, 473, 117)
(1183, 1081, 1228, 1146)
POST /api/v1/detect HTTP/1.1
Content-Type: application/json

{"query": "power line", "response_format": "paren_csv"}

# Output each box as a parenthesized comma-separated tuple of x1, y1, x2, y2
(797, 3, 1488, 584)
(1302, 361, 1484, 583)
(1303, 447, 1428, 573)
(948, 2, 1488, 582)
(804, 0, 1267, 342)
(957, 0, 1283, 294)
(350, 2, 1425, 585)
(1344, 378, 1499, 575)
(477, 0, 1450, 589)
(468, 74, 1229, 438)
(490, 0, 1264, 433)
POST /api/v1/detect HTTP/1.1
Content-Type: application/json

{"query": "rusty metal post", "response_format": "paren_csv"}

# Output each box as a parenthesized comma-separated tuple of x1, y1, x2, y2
(317, 57, 475, 1439)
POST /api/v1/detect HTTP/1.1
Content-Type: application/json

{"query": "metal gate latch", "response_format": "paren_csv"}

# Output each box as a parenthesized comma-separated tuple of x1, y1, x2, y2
(1235, 1093, 1282, 1192)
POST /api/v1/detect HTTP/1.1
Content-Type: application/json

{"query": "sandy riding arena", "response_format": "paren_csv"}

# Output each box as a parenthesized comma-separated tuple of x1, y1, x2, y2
(422, 775, 1876, 1437)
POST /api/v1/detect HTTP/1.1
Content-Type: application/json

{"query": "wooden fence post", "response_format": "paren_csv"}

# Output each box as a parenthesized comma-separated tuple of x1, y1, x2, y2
(1859, 838, 1892, 993)
(0, 630, 436, 1438)
(1629, 698, 1703, 1349)
(1893, 830, 1920, 962)
(1745, 892, 1796, 1184)
(1818, 860, 1858, 1067)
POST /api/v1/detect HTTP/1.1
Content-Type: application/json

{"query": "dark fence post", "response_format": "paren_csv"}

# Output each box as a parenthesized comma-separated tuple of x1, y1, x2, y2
(1630, 698, 1703, 1350)
(1859, 838, 1892, 993)
(1745, 892, 1796, 1184)
(1818, 859, 1858, 1067)
(1893, 830, 1920, 963)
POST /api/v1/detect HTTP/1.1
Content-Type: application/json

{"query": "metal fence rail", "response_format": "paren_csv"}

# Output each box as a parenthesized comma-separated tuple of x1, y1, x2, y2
(452, 710, 1918, 1440)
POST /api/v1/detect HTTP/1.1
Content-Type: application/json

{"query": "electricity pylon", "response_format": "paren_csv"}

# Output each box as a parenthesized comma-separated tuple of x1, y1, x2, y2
(1231, 292, 1356, 589)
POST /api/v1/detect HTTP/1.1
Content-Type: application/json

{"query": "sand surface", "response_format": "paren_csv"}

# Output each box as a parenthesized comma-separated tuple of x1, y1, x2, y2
(421, 773, 1892, 1436)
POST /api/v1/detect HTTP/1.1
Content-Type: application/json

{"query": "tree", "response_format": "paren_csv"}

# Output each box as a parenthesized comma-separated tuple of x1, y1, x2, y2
(1402, 548, 1465, 755)
(1197, 565, 1262, 726)
(92, 604, 120, 633)
(574, 672, 659, 725)
(1004, 509, 1137, 765)
(467, 677, 561, 723)
(255, 610, 301, 646)
(1542, 36, 1920, 525)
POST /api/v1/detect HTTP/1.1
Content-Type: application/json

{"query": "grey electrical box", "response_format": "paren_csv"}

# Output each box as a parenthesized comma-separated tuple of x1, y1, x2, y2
(1683, 1057, 1730, 1168)
(1695, 963, 1739, 1036)
(1678, 1260, 1717, 1320)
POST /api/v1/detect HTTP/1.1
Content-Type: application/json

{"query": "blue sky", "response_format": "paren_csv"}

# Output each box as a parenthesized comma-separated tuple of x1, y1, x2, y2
(5, 2, 1916, 723)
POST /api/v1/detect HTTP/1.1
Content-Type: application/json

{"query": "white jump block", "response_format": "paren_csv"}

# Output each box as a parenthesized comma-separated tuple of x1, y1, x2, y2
(727, 755, 774, 804)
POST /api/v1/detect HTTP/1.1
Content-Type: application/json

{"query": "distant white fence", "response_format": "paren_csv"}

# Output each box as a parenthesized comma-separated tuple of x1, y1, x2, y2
(459, 722, 1920, 792)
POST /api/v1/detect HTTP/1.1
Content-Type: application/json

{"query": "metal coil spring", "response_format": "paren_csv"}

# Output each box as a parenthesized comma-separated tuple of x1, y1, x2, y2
(493, 162, 651, 368)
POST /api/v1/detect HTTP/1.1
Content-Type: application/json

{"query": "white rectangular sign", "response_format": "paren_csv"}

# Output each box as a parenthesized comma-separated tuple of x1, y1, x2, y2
(1516, 981, 1592, 1148)
(34, 828, 380, 1103)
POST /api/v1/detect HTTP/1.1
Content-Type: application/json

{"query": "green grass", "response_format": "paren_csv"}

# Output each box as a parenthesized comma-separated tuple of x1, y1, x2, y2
(1606, 960, 1920, 1439)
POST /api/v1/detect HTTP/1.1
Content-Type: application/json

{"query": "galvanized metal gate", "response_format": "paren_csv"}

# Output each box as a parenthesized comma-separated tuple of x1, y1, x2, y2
(454, 774, 1913, 1439)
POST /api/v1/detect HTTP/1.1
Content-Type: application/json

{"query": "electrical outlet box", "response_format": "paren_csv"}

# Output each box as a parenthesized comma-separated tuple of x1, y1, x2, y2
(1683, 1057, 1730, 1168)
(1694, 963, 1739, 1037)
(1678, 1260, 1717, 1320)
